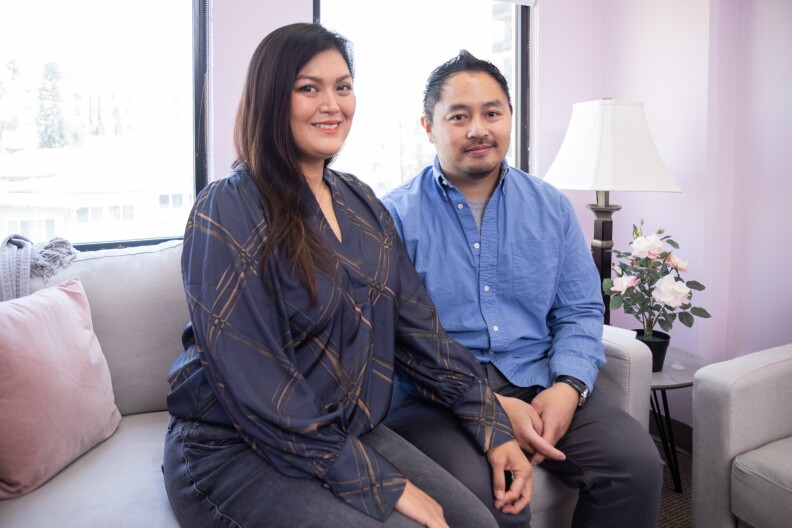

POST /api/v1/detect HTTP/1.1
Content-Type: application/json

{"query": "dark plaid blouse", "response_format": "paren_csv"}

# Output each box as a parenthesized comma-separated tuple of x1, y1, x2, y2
(166, 168, 513, 520)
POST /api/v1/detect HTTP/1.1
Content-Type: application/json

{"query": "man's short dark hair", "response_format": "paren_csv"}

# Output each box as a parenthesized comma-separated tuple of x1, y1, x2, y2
(422, 50, 513, 124)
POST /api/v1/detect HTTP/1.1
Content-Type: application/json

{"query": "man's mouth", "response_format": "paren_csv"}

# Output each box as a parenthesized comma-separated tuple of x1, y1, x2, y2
(464, 142, 495, 153)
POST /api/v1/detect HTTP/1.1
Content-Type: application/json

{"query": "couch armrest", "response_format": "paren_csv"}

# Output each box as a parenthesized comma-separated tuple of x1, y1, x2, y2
(597, 325, 653, 429)
(692, 343, 792, 528)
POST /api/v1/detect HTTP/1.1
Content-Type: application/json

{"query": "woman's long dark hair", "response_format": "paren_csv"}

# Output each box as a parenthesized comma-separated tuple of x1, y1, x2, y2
(233, 23, 354, 303)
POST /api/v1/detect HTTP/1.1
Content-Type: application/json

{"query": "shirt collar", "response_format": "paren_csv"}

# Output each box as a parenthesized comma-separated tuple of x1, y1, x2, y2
(431, 156, 511, 200)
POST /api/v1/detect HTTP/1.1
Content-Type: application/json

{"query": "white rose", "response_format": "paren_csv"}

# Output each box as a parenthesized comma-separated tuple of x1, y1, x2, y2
(631, 234, 665, 259)
(611, 275, 640, 294)
(651, 275, 691, 308)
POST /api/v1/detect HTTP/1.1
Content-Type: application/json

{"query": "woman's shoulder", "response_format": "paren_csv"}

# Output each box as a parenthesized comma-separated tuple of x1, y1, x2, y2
(195, 168, 260, 210)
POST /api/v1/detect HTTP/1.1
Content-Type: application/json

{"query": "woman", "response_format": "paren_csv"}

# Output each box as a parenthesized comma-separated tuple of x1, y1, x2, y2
(163, 23, 531, 528)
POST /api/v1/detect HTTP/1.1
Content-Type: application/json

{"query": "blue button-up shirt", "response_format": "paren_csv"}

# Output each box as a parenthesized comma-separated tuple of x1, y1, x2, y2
(382, 158, 605, 391)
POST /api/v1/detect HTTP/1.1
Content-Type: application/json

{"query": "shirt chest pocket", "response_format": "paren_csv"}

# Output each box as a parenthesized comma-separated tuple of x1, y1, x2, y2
(511, 240, 559, 305)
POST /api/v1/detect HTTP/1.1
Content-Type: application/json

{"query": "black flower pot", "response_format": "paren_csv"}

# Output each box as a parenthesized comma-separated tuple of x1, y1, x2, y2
(634, 329, 671, 372)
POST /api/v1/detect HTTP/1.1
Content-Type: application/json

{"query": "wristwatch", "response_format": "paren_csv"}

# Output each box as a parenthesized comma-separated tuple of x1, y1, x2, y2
(554, 375, 589, 407)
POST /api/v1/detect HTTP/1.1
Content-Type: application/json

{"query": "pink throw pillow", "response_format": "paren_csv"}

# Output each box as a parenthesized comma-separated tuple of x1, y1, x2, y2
(0, 278, 121, 498)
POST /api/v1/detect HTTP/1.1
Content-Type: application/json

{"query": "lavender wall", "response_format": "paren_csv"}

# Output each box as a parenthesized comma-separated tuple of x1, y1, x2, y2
(533, 0, 792, 423)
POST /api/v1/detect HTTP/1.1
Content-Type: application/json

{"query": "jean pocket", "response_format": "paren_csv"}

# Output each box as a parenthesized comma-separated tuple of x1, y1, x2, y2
(187, 421, 244, 450)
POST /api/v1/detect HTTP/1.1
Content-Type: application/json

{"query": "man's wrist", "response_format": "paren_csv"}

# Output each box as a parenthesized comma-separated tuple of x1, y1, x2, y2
(554, 375, 589, 406)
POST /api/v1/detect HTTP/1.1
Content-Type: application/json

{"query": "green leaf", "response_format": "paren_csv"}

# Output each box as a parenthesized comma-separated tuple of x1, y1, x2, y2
(602, 278, 613, 292)
(610, 295, 624, 310)
(666, 239, 679, 249)
(690, 307, 712, 318)
(686, 280, 706, 291)
(679, 311, 694, 328)
(658, 318, 673, 332)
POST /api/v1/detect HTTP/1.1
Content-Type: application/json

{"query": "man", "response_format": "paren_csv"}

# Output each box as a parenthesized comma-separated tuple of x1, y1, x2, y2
(382, 50, 663, 528)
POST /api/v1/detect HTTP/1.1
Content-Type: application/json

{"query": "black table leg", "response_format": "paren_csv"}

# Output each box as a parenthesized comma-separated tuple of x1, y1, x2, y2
(651, 389, 684, 492)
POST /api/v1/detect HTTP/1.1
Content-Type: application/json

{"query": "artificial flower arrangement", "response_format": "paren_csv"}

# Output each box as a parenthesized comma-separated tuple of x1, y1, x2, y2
(603, 220, 711, 341)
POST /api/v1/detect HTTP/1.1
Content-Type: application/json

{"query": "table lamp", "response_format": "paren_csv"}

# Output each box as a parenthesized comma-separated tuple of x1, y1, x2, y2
(543, 99, 681, 323)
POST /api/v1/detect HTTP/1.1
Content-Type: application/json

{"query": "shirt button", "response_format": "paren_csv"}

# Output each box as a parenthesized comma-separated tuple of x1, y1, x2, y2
(483, 285, 490, 292)
(493, 325, 500, 332)
(473, 242, 480, 249)
(457, 203, 464, 209)
(488, 350, 494, 355)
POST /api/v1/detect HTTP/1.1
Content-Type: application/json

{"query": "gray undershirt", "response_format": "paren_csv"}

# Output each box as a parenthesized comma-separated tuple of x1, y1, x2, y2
(467, 198, 490, 230)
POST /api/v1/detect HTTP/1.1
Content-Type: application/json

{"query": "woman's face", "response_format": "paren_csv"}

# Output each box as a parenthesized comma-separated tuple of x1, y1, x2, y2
(290, 49, 355, 172)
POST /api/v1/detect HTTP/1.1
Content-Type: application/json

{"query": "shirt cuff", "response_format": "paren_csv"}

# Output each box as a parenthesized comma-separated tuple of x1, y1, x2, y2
(450, 380, 515, 452)
(321, 435, 407, 521)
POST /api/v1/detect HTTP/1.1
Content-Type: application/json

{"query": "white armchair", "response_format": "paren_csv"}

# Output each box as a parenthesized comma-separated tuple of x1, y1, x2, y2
(692, 343, 792, 528)
(529, 325, 653, 527)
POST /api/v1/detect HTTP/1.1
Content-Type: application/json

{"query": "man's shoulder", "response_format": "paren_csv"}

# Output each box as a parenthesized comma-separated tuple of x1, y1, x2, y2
(381, 167, 434, 216)
(506, 166, 568, 203)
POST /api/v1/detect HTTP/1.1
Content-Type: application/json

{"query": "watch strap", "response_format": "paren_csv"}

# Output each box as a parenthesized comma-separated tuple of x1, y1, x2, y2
(555, 375, 589, 406)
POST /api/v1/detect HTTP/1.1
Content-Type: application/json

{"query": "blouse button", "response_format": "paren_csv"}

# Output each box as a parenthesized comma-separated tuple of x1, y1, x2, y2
(457, 203, 464, 209)
(492, 325, 500, 332)
(473, 242, 480, 249)
(483, 285, 490, 292)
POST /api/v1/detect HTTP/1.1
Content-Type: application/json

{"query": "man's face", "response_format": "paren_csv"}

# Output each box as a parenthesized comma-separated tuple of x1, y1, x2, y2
(422, 71, 512, 186)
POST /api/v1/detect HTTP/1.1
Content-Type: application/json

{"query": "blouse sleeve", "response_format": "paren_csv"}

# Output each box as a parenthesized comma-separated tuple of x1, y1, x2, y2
(386, 219, 515, 453)
(182, 178, 405, 520)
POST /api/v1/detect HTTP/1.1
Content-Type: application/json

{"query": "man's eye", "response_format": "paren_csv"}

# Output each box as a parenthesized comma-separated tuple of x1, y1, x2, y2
(487, 111, 501, 118)
(450, 114, 466, 121)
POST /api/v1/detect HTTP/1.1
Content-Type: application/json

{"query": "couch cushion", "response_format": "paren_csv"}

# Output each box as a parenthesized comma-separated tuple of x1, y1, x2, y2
(0, 411, 178, 528)
(731, 436, 792, 528)
(29, 240, 188, 416)
(0, 278, 121, 498)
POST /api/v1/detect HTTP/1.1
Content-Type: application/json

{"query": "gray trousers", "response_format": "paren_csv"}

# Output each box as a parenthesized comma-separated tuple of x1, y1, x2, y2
(385, 364, 663, 528)
(162, 417, 499, 528)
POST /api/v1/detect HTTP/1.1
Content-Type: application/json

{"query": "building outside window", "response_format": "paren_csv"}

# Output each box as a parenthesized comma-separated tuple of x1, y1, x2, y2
(0, 0, 198, 245)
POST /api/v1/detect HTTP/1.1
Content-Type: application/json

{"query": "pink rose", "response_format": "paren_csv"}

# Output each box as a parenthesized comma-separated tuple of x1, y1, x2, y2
(611, 275, 640, 294)
(631, 234, 665, 259)
(651, 275, 691, 308)
(665, 253, 689, 272)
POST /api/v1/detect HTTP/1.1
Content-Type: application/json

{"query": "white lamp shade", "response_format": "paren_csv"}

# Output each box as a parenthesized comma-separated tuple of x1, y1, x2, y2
(543, 99, 682, 192)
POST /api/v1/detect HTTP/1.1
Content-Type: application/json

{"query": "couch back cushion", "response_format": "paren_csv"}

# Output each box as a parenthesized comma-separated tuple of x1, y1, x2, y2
(30, 240, 188, 415)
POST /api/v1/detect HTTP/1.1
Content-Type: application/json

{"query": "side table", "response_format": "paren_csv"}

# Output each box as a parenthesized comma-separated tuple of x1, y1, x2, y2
(651, 346, 708, 493)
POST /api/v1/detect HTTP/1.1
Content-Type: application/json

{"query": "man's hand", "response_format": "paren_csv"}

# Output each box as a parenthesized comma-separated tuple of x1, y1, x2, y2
(495, 394, 566, 463)
(394, 480, 449, 528)
(486, 439, 532, 515)
(528, 383, 579, 464)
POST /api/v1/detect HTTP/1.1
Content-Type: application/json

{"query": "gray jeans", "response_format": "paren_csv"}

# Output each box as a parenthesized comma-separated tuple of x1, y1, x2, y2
(385, 364, 663, 528)
(163, 418, 499, 528)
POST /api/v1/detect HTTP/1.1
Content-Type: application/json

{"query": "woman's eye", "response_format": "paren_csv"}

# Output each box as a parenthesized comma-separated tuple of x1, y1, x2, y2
(297, 85, 317, 93)
(337, 83, 353, 93)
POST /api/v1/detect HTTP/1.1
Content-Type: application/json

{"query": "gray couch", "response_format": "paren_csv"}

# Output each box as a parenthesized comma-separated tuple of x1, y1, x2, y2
(0, 240, 653, 528)
(692, 343, 792, 528)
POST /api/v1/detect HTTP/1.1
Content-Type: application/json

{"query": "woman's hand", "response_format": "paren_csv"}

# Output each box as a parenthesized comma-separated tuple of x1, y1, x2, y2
(486, 439, 533, 515)
(394, 480, 450, 528)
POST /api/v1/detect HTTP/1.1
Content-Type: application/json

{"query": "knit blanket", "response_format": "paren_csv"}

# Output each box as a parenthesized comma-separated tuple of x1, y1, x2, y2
(0, 234, 78, 302)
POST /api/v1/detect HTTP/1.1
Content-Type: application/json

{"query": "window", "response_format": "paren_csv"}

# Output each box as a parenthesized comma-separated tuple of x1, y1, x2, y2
(319, 0, 528, 197)
(0, 0, 207, 246)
